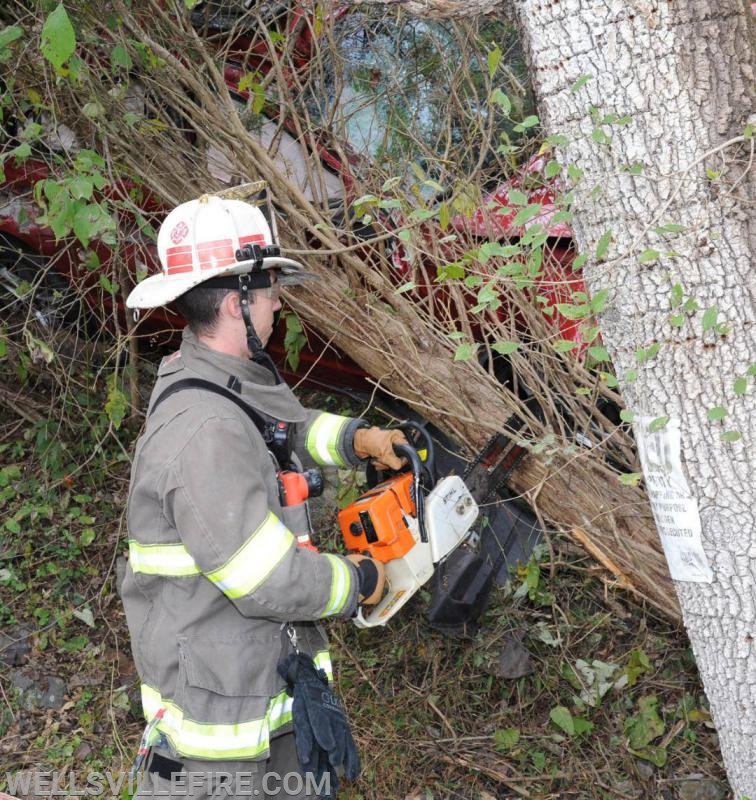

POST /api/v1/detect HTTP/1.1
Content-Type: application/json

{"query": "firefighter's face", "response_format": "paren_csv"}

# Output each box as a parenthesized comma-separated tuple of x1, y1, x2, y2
(249, 274, 283, 346)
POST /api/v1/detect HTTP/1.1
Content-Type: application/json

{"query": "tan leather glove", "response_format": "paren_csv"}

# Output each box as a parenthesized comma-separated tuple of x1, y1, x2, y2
(346, 554, 386, 605)
(353, 427, 409, 471)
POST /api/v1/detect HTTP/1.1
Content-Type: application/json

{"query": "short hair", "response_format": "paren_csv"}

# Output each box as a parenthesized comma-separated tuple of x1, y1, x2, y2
(173, 286, 234, 335)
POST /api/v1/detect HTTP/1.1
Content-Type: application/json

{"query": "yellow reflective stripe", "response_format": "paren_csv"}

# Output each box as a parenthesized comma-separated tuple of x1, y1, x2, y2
(323, 554, 353, 616)
(305, 413, 350, 467)
(141, 649, 333, 758)
(314, 650, 334, 683)
(129, 541, 200, 577)
(205, 512, 294, 599)
(142, 684, 269, 760)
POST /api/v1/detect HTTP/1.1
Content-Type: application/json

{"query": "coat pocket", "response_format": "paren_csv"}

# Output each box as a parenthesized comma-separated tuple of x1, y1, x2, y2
(179, 635, 282, 697)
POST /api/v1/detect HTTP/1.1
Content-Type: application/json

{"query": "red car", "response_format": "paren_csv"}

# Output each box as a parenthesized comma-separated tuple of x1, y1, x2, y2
(0, 3, 580, 393)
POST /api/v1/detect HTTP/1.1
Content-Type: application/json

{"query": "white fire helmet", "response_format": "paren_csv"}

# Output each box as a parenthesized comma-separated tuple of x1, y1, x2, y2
(126, 195, 307, 309)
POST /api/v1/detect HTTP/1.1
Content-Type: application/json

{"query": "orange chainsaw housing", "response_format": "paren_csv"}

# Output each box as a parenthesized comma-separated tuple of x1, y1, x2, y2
(338, 473, 417, 563)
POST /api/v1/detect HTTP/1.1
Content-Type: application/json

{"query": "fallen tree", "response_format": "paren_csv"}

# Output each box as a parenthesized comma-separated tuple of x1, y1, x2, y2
(1, 1, 677, 619)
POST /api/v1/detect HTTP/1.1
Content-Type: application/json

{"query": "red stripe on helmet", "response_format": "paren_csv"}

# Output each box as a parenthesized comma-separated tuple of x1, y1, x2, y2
(165, 245, 194, 275)
(197, 239, 235, 271)
(238, 233, 266, 247)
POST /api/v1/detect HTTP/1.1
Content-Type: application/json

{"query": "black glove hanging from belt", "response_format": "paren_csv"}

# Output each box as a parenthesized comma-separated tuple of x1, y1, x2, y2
(277, 652, 361, 799)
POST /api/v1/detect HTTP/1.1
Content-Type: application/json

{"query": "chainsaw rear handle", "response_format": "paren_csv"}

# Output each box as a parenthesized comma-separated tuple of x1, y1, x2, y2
(392, 442, 429, 543)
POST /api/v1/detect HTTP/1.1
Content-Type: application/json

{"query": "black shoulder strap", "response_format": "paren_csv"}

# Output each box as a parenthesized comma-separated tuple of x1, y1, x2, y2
(149, 378, 268, 437)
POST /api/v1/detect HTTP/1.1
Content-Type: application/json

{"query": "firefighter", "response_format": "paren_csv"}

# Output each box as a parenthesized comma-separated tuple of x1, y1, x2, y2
(122, 193, 406, 799)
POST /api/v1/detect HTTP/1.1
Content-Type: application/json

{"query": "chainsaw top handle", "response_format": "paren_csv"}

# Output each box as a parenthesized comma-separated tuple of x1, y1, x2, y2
(395, 420, 436, 483)
(392, 442, 429, 543)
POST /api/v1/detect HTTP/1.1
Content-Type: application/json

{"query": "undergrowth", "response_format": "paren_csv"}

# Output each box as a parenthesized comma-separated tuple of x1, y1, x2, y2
(0, 353, 726, 800)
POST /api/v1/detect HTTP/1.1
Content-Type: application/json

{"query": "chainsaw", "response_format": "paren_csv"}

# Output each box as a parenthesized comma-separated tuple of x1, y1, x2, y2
(338, 422, 530, 628)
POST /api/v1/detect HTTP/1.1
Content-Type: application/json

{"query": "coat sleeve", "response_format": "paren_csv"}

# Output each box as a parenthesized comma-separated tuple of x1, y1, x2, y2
(295, 408, 367, 470)
(165, 410, 359, 621)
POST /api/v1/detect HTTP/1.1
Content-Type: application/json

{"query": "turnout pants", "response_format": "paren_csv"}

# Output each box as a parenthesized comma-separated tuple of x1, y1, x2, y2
(135, 734, 325, 800)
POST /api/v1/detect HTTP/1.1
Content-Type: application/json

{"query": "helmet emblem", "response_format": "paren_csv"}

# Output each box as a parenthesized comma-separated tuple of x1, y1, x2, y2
(170, 221, 189, 244)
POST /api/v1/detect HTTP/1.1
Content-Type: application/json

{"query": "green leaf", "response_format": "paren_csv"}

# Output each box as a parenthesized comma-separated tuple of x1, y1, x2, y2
(648, 416, 670, 433)
(553, 339, 578, 353)
(82, 102, 104, 119)
(487, 45, 502, 78)
(629, 744, 668, 767)
(734, 377, 748, 396)
(69, 176, 94, 200)
(599, 371, 619, 388)
(707, 406, 728, 421)
(701, 305, 718, 331)
(9, 142, 32, 162)
(570, 73, 592, 92)
(513, 204, 543, 226)
(282, 310, 305, 371)
(653, 223, 686, 234)
(567, 164, 583, 182)
(493, 728, 520, 751)
(491, 341, 518, 356)
(591, 128, 611, 145)
(0, 26, 24, 64)
(668, 313, 684, 327)
(638, 249, 659, 264)
(453, 343, 476, 361)
(619, 472, 643, 486)
(748, 364, 756, 377)
(513, 114, 539, 132)
(555, 303, 590, 320)
(397, 229, 412, 243)
(111, 42, 132, 71)
(722, 430, 741, 443)
(588, 346, 610, 362)
(507, 189, 528, 206)
(0, 338, 7, 359)
(63, 635, 89, 652)
(544, 160, 561, 178)
(670, 283, 683, 307)
(683, 297, 700, 313)
(625, 369, 637, 382)
(105, 380, 128, 430)
(490, 88, 511, 115)
(595, 230, 612, 260)
(590, 288, 609, 313)
(571, 253, 587, 273)
(549, 706, 575, 736)
(625, 695, 664, 750)
(395, 281, 416, 294)
(79, 528, 96, 547)
(573, 717, 594, 735)
(99, 274, 118, 295)
(40, 4, 76, 71)
(619, 409, 636, 423)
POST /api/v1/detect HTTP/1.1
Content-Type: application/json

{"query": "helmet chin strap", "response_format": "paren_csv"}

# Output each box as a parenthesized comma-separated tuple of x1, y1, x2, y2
(238, 274, 282, 384)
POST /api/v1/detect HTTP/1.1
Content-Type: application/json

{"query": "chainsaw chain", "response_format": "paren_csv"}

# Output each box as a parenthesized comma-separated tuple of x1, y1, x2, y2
(463, 415, 529, 504)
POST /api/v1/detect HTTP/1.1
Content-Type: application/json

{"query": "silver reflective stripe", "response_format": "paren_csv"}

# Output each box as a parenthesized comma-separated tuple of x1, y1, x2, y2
(205, 512, 294, 599)
(129, 541, 201, 577)
(305, 413, 350, 467)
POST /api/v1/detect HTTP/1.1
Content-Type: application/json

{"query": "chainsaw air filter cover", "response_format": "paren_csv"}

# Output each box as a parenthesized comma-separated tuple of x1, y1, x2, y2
(338, 473, 417, 563)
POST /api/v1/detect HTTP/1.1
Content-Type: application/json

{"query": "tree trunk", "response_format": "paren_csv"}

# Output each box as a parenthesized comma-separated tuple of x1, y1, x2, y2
(511, 0, 755, 791)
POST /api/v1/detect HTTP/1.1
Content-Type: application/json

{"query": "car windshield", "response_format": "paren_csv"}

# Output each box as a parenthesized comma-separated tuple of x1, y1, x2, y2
(305, 10, 534, 186)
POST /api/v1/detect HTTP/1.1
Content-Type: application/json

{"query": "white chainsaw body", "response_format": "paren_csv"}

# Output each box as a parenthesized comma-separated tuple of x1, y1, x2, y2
(354, 475, 479, 628)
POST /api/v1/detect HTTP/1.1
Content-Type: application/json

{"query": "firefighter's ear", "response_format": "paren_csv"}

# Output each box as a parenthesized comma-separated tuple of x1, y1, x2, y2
(223, 290, 243, 319)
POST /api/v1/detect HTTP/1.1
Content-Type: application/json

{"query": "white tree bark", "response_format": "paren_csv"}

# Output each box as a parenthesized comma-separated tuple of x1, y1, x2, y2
(510, 0, 756, 792)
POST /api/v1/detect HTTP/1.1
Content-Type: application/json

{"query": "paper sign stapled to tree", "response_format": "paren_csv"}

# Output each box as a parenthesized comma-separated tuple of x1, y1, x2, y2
(635, 416, 713, 583)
